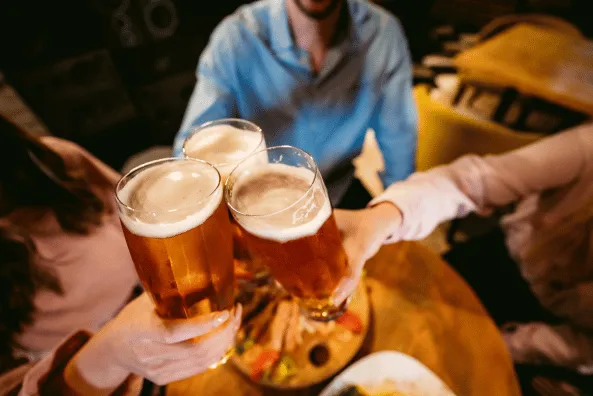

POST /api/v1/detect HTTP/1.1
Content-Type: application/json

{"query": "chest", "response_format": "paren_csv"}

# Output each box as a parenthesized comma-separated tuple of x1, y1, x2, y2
(33, 214, 137, 302)
(235, 47, 377, 120)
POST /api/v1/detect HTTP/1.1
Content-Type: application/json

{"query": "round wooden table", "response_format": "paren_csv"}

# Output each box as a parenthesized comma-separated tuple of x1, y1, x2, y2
(167, 242, 521, 396)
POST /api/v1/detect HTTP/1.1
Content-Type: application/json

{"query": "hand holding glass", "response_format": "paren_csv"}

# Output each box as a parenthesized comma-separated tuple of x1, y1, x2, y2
(115, 158, 235, 365)
(225, 146, 352, 321)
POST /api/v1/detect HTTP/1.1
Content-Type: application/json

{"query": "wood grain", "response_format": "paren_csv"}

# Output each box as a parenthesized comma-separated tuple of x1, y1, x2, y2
(167, 242, 520, 396)
(454, 24, 593, 116)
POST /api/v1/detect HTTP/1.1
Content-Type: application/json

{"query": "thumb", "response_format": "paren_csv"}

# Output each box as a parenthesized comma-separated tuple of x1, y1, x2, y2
(155, 310, 231, 344)
(332, 253, 364, 306)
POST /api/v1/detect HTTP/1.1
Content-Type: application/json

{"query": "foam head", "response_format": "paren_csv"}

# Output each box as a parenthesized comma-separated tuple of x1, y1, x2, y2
(117, 159, 222, 238)
(230, 163, 331, 243)
(184, 124, 263, 179)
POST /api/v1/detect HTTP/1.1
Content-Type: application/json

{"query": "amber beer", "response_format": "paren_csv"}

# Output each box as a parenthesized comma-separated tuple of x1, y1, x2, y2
(115, 158, 234, 320)
(183, 119, 266, 277)
(226, 146, 350, 321)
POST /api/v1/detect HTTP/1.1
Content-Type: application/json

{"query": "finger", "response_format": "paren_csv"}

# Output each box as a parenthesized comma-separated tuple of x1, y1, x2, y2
(135, 337, 213, 363)
(150, 310, 231, 344)
(142, 312, 237, 362)
(233, 304, 243, 333)
(143, 336, 231, 369)
(331, 263, 363, 306)
(150, 352, 225, 385)
(145, 332, 235, 384)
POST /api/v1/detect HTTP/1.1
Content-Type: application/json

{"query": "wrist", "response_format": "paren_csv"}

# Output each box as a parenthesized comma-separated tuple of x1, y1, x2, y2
(64, 333, 130, 396)
(370, 202, 403, 228)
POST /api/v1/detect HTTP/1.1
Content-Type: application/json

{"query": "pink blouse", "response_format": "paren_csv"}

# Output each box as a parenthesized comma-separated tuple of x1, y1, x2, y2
(6, 137, 138, 360)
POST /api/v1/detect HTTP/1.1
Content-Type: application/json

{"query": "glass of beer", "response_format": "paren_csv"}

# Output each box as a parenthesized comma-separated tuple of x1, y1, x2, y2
(115, 158, 235, 362)
(225, 146, 351, 321)
(183, 119, 266, 279)
(182, 118, 265, 182)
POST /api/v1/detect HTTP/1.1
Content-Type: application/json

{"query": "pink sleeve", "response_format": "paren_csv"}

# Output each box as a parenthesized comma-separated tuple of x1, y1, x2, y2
(17, 331, 142, 396)
(370, 123, 593, 242)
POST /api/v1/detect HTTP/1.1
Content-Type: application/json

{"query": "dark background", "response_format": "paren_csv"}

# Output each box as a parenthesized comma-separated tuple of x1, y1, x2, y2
(0, 0, 589, 170)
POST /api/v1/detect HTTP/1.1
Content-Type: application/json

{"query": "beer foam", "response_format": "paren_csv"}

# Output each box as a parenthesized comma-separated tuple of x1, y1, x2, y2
(184, 125, 263, 174)
(117, 161, 222, 238)
(231, 163, 332, 243)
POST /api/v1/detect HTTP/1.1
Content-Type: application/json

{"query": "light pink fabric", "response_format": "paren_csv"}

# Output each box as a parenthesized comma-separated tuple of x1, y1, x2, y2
(7, 137, 138, 360)
(372, 123, 593, 368)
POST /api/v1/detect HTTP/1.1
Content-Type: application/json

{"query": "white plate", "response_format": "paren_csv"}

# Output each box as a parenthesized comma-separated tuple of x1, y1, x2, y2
(320, 351, 457, 396)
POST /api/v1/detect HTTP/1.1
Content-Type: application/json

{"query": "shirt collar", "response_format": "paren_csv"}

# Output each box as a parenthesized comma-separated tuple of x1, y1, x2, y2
(270, 0, 294, 52)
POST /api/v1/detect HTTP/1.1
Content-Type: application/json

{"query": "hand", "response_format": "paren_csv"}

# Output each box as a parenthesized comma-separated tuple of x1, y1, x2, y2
(332, 202, 403, 305)
(65, 293, 241, 395)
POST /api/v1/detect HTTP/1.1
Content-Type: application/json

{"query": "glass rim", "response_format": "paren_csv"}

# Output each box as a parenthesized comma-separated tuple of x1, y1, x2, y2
(182, 118, 265, 168)
(225, 145, 322, 219)
(114, 157, 222, 216)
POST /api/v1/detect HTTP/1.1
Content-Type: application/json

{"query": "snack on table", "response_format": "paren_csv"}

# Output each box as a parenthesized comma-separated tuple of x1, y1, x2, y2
(233, 283, 369, 388)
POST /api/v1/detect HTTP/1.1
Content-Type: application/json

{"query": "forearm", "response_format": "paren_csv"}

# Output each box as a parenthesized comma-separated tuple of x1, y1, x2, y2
(63, 344, 127, 396)
(18, 331, 138, 396)
(63, 363, 141, 396)
(510, 323, 593, 370)
(371, 163, 479, 241)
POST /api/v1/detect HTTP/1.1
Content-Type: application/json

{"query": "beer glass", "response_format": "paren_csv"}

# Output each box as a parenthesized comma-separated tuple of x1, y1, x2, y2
(225, 146, 351, 321)
(115, 158, 235, 362)
(183, 119, 266, 279)
(183, 118, 265, 182)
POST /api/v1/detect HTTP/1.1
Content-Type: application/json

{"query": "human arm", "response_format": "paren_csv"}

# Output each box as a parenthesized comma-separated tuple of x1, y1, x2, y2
(370, 17, 418, 188)
(15, 294, 241, 395)
(332, 124, 593, 303)
(371, 123, 593, 242)
(504, 321, 593, 371)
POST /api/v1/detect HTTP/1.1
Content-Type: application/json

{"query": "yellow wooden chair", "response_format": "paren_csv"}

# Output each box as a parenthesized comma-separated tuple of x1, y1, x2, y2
(478, 14, 583, 43)
(415, 85, 543, 171)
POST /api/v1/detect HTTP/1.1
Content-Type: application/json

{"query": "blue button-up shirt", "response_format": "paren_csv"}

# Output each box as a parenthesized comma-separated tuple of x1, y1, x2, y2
(174, 0, 417, 204)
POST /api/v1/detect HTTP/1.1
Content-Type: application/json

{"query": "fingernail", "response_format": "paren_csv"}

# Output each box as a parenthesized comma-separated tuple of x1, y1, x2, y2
(213, 310, 230, 324)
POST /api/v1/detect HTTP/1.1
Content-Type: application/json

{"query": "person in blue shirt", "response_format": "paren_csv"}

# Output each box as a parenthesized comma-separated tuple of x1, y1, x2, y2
(174, 0, 417, 209)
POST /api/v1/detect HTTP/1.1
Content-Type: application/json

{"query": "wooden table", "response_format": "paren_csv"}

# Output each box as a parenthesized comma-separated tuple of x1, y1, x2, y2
(168, 242, 521, 396)
(454, 24, 593, 117)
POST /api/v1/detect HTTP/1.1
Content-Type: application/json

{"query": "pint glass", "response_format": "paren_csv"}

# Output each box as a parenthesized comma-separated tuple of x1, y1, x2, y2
(183, 119, 266, 278)
(225, 146, 351, 321)
(115, 157, 235, 326)
(183, 118, 265, 182)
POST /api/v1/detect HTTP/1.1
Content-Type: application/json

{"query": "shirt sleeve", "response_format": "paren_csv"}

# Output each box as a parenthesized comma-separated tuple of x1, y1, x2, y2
(173, 19, 239, 156)
(371, 17, 418, 188)
(15, 331, 141, 396)
(371, 123, 593, 242)
(505, 322, 593, 372)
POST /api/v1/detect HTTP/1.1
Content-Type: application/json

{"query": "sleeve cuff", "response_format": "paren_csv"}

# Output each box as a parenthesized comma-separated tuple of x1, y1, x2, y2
(19, 330, 142, 396)
(19, 331, 92, 396)
(368, 185, 419, 244)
